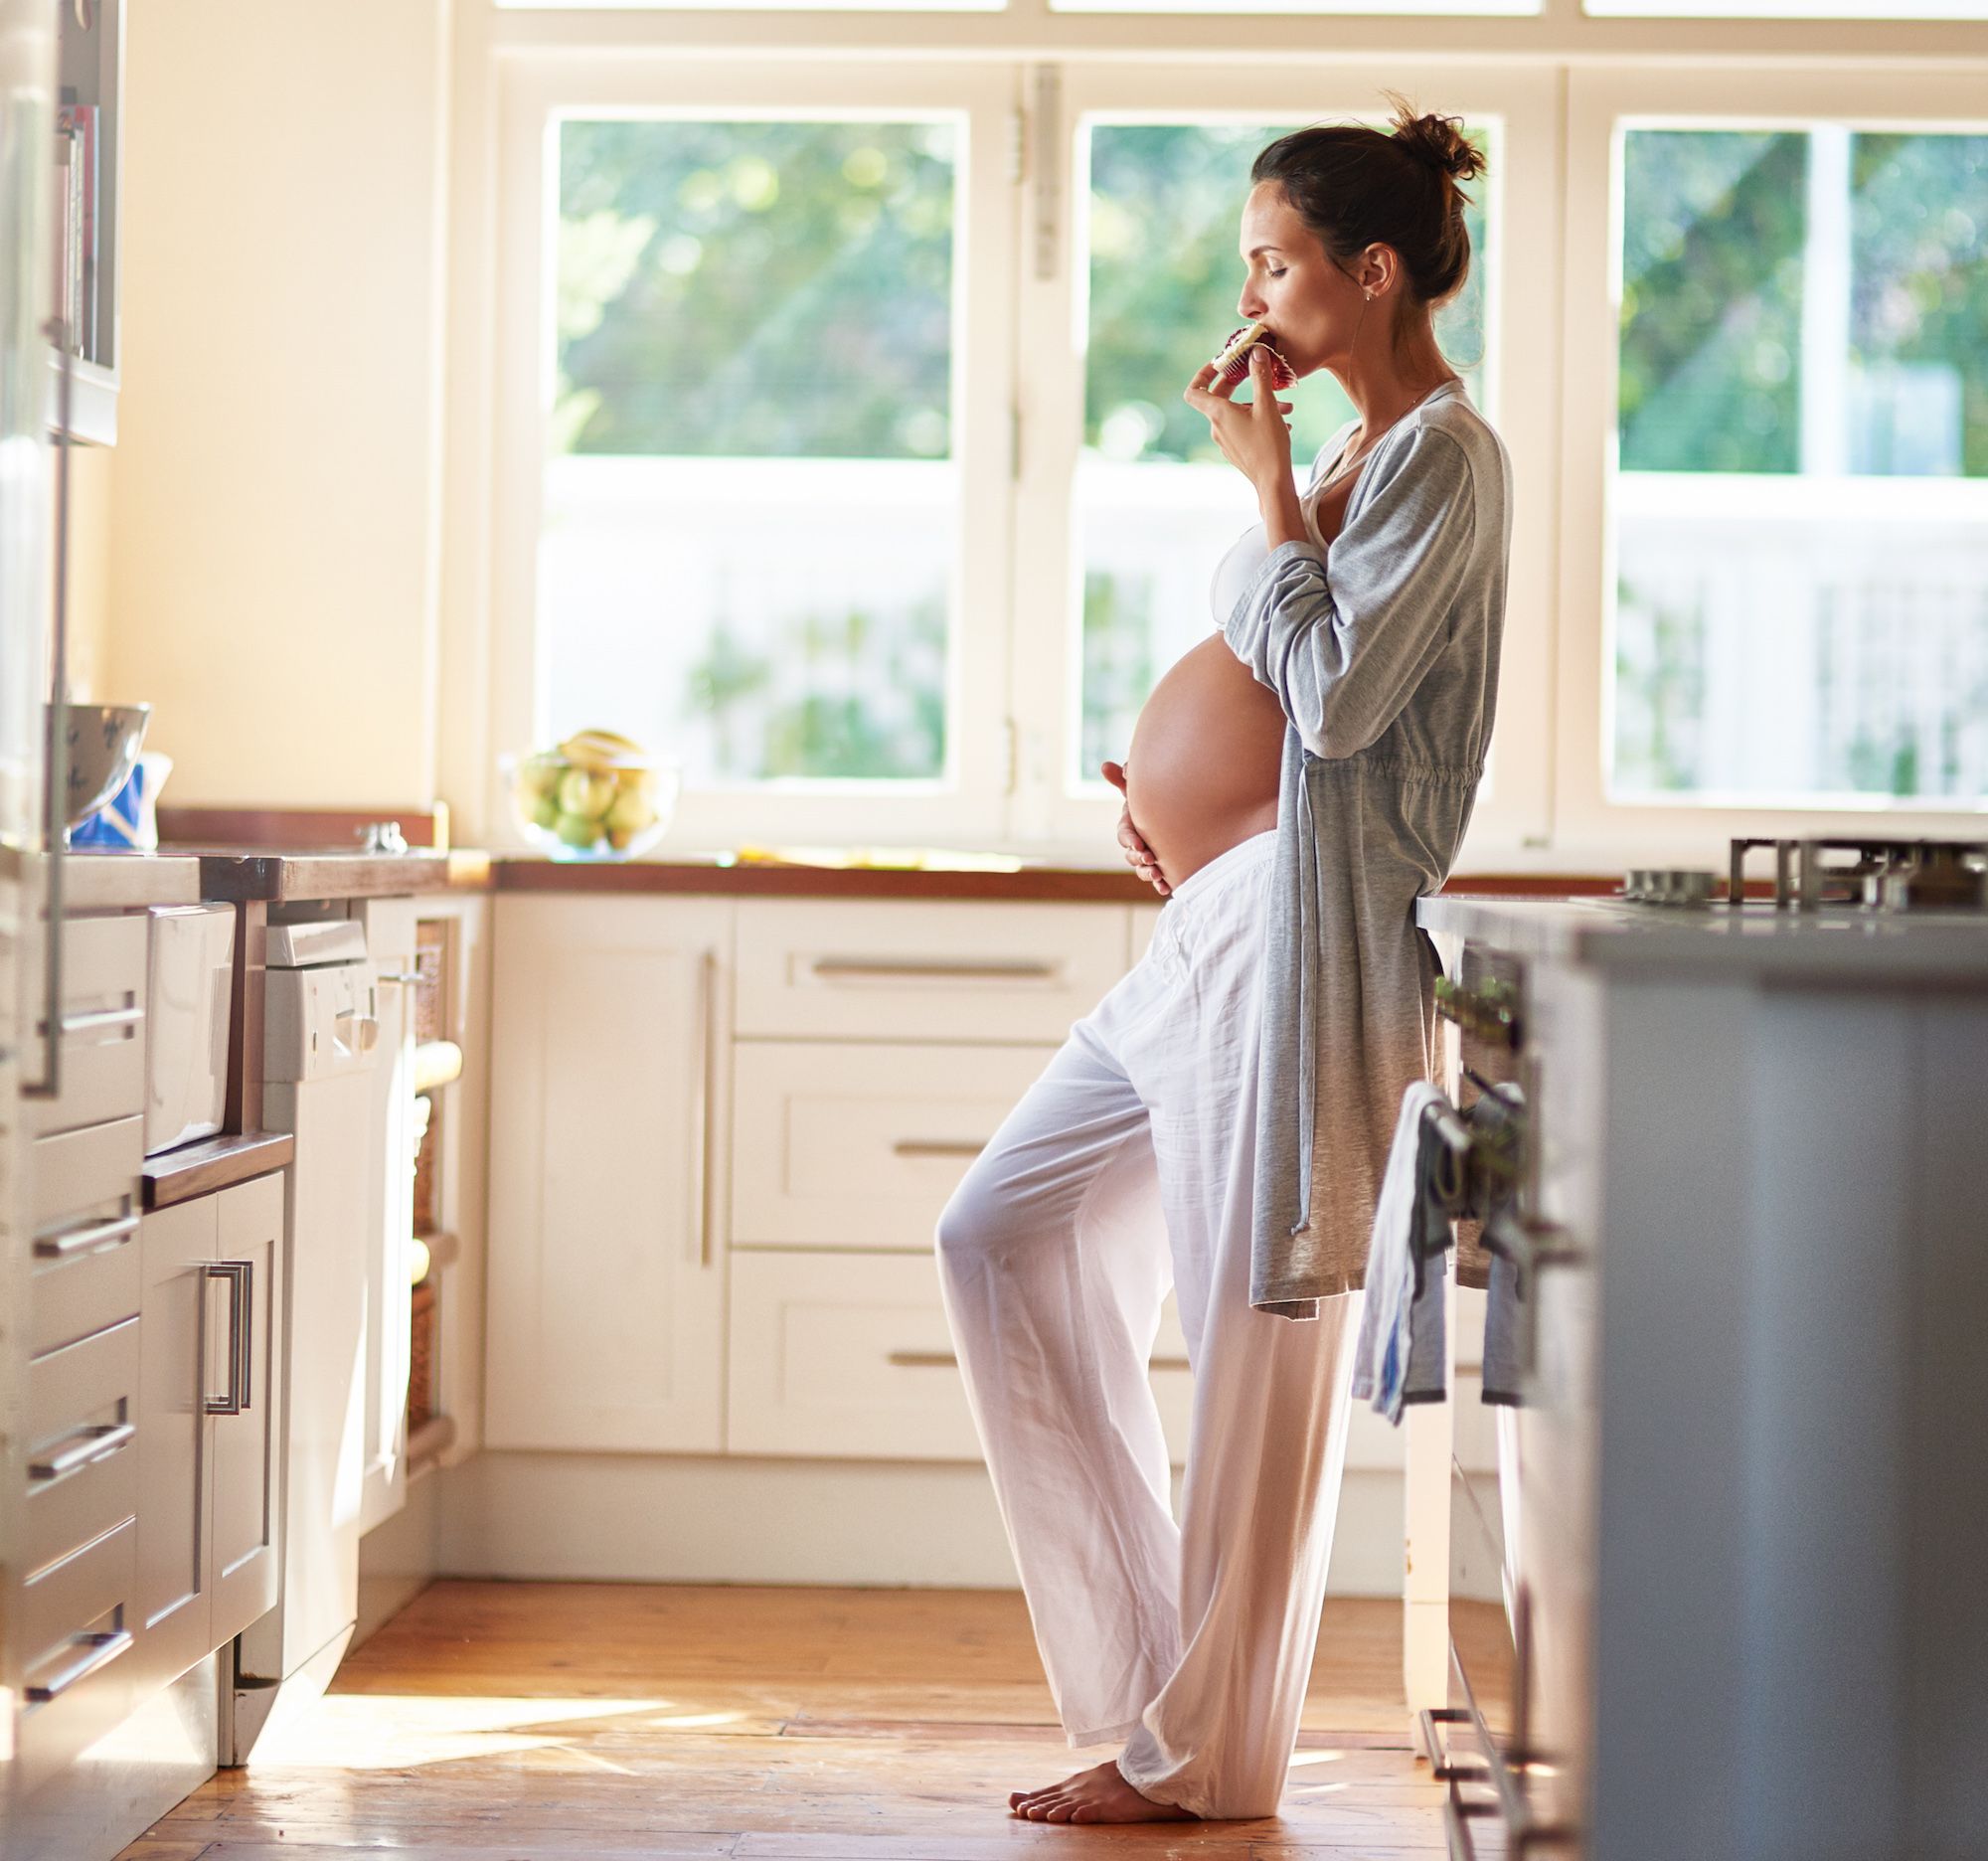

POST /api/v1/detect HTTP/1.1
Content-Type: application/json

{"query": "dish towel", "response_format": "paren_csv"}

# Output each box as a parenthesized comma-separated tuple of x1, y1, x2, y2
(1352, 1082, 1464, 1424)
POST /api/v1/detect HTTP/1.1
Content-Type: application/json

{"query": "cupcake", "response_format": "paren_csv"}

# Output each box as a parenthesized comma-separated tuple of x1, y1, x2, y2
(1212, 321, 1296, 391)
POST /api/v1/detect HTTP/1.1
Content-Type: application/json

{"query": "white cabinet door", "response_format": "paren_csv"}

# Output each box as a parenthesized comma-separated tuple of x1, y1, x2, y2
(485, 896, 731, 1453)
(132, 1199, 212, 1696)
(209, 1171, 282, 1641)
(355, 898, 415, 1534)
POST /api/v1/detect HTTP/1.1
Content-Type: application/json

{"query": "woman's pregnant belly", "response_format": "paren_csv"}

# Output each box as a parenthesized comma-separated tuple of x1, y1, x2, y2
(1124, 634, 1287, 889)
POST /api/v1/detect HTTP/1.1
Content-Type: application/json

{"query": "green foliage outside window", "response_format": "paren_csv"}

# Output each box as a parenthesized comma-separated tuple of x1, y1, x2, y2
(1619, 130, 1806, 474)
(556, 118, 955, 459)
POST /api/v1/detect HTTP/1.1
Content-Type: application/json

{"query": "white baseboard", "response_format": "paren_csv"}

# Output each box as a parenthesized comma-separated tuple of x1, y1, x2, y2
(435, 1452, 1408, 1596)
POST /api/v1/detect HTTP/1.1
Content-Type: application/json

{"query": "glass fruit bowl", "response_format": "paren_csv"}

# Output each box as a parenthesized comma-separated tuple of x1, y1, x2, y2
(502, 732, 681, 861)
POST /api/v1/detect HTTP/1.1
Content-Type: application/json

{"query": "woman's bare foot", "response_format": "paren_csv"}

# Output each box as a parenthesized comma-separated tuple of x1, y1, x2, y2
(1007, 1758, 1195, 1824)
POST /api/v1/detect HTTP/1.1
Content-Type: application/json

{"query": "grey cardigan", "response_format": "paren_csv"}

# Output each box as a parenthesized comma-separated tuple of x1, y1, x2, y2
(1221, 378, 1513, 1318)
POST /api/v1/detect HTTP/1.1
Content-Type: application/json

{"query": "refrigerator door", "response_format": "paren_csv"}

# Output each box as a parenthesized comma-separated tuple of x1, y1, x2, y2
(0, 0, 57, 1841)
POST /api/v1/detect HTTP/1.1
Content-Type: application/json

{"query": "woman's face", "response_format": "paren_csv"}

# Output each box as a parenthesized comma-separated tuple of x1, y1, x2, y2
(1235, 181, 1369, 382)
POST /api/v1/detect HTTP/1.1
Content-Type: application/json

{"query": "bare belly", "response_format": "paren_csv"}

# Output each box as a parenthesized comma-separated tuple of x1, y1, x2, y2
(1124, 634, 1286, 889)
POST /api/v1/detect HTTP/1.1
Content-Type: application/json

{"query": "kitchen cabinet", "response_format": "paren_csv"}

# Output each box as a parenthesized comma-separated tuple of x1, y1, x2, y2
(48, 0, 123, 444)
(485, 895, 731, 1453)
(131, 1173, 282, 1702)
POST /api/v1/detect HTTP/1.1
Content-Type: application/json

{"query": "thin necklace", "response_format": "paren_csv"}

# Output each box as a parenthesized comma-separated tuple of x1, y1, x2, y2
(1318, 376, 1461, 495)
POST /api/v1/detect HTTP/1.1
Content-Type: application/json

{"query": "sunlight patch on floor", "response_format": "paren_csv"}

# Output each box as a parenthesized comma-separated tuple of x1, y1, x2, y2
(245, 1694, 746, 1769)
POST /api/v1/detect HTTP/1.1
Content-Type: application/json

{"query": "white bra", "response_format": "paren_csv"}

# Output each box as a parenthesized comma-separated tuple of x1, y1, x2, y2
(1206, 423, 1355, 627)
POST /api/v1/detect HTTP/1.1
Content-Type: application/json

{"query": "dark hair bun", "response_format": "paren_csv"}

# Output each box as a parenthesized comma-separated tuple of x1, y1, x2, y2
(1384, 92, 1488, 189)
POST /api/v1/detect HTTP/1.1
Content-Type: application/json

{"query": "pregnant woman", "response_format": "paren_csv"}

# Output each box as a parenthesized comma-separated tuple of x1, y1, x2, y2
(935, 95, 1513, 1824)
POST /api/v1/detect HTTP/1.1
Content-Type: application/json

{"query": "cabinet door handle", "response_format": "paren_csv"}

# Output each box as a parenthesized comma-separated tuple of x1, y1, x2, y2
(28, 1420, 135, 1482)
(811, 956, 1056, 983)
(58, 1003, 142, 1037)
(24, 320, 72, 1102)
(891, 1138, 986, 1160)
(688, 949, 714, 1270)
(25, 1627, 132, 1704)
(203, 1260, 253, 1415)
(33, 1210, 139, 1259)
(886, 1350, 956, 1369)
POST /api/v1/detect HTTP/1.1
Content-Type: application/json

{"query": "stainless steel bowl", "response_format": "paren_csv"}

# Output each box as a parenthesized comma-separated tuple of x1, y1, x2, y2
(58, 702, 151, 830)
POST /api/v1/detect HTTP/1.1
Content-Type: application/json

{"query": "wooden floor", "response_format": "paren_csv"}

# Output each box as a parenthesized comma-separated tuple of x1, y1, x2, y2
(115, 1581, 1446, 1859)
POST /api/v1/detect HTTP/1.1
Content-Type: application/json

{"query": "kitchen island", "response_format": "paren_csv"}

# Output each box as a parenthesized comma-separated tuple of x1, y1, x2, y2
(1411, 886, 1988, 1861)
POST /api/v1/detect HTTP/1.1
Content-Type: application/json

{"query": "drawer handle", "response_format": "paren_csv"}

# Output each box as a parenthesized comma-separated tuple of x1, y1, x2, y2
(204, 1260, 253, 1415)
(811, 957, 1058, 983)
(26, 1627, 132, 1704)
(892, 1139, 986, 1160)
(56, 1003, 143, 1038)
(34, 1210, 139, 1260)
(1149, 1354, 1190, 1372)
(29, 1421, 136, 1483)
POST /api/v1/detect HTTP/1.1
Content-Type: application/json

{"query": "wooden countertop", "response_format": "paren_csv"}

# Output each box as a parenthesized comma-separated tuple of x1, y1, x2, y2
(106, 838, 1621, 907)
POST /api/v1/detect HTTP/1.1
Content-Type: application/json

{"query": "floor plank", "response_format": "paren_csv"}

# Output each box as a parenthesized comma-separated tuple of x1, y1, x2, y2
(116, 1584, 1444, 1859)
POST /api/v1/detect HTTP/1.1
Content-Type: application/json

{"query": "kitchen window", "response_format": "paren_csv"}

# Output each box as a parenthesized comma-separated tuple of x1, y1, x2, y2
(470, 14, 1986, 866)
(1553, 64, 1988, 865)
(1608, 122, 1988, 809)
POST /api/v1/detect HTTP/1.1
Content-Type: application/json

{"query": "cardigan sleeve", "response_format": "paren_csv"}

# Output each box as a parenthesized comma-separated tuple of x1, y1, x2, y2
(1222, 423, 1477, 760)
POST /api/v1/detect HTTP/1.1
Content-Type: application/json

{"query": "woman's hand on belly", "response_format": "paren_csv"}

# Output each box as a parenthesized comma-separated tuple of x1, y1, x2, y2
(1101, 760, 1171, 897)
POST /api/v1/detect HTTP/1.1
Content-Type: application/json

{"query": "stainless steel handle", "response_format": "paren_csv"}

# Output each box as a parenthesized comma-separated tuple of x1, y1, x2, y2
(34, 1209, 139, 1260)
(886, 1350, 957, 1369)
(28, 1420, 135, 1482)
(1149, 1354, 1191, 1372)
(688, 948, 714, 1270)
(59, 1003, 142, 1037)
(203, 1260, 252, 1415)
(376, 971, 422, 986)
(891, 1138, 986, 1160)
(26, 1628, 131, 1704)
(811, 956, 1057, 982)
(25, 318, 73, 1101)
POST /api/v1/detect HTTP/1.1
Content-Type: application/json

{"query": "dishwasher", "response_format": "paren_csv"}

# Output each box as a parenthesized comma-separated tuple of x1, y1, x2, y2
(224, 916, 381, 1765)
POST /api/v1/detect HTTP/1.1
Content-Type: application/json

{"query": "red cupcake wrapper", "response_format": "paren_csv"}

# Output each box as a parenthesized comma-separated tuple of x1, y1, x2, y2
(1214, 325, 1296, 391)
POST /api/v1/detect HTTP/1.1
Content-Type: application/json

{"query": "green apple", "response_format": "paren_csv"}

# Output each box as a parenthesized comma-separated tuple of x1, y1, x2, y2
(531, 794, 560, 830)
(555, 810, 599, 850)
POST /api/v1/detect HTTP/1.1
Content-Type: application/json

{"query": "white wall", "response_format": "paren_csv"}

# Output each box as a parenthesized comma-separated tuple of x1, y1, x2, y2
(103, 0, 450, 809)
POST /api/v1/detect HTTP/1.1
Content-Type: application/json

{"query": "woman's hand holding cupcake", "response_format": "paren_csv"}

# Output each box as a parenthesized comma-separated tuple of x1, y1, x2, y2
(1184, 343, 1296, 496)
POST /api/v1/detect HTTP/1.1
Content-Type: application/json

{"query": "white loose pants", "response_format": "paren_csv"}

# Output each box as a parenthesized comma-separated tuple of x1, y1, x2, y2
(933, 829, 1363, 1821)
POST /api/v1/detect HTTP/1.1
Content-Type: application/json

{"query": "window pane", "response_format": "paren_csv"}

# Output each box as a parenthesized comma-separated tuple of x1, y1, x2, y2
(540, 117, 958, 785)
(1076, 119, 1492, 786)
(1610, 125, 1988, 806)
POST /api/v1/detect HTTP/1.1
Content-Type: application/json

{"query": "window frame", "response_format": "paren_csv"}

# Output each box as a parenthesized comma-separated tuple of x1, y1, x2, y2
(488, 53, 1020, 852)
(1553, 61, 1988, 868)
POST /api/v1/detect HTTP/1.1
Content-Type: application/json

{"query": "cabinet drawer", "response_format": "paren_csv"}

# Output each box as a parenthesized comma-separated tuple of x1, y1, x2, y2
(728, 1251, 1194, 1462)
(26, 912, 148, 1138)
(30, 1189, 141, 1360)
(732, 1042, 1057, 1252)
(25, 1315, 141, 1577)
(16, 1516, 139, 1795)
(32, 1114, 144, 1232)
(735, 901, 1128, 1044)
